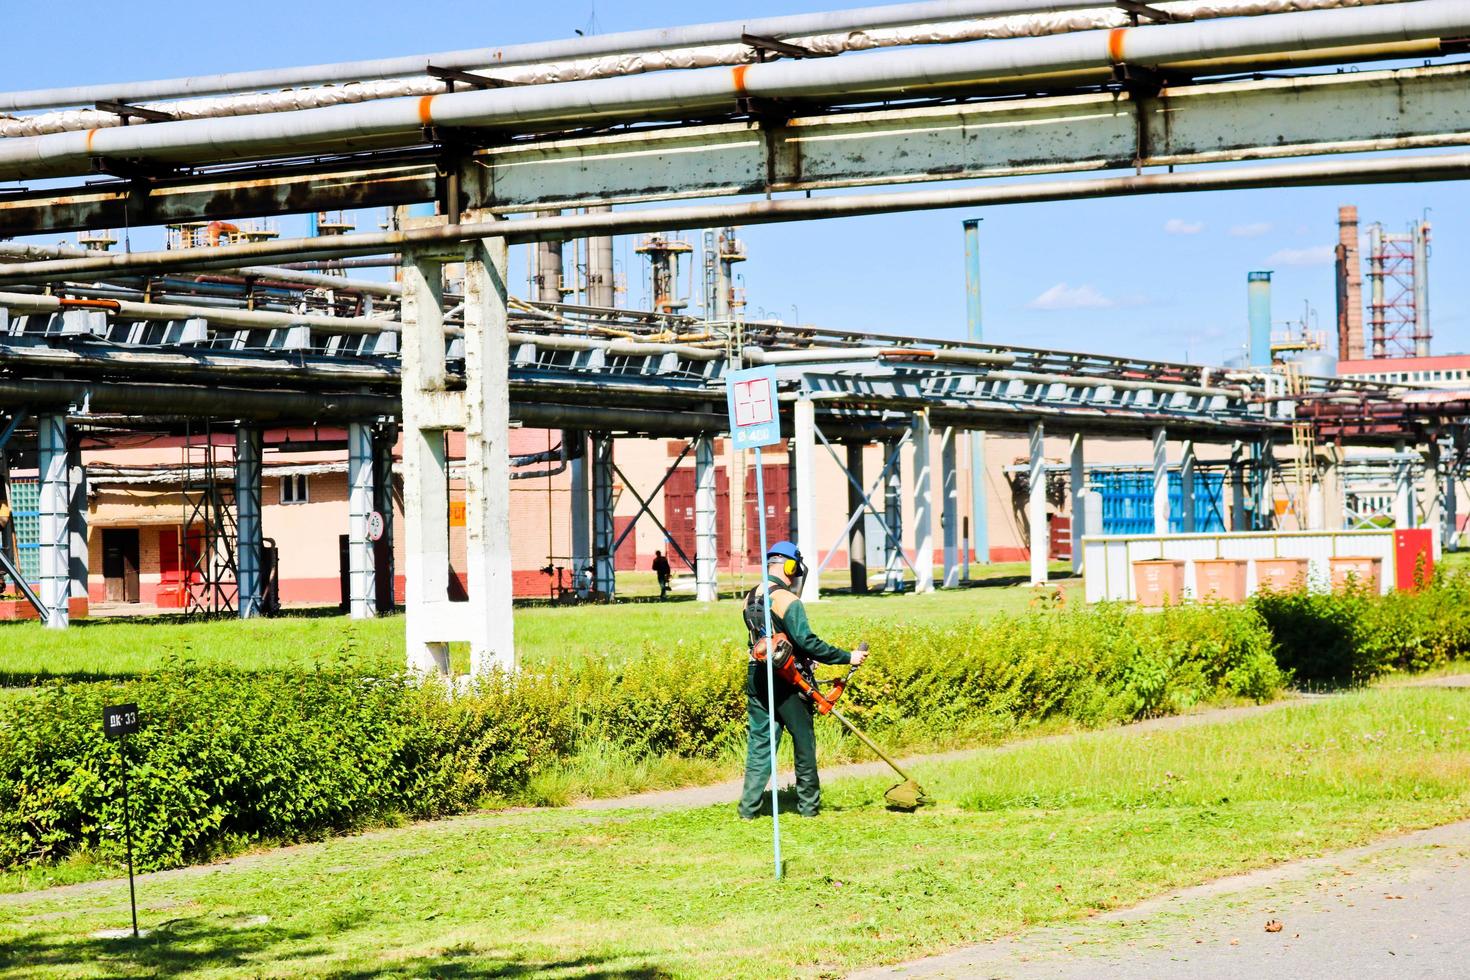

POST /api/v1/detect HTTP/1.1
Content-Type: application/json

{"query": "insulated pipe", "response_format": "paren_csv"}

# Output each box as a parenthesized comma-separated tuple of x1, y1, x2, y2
(0, 0, 1113, 112)
(0, 290, 397, 335)
(0, 0, 1417, 138)
(0, 240, 401, 298)
(2, 1, 1464, 181)
(0, 379, 397, 419)
(9, 149, 1470, 283)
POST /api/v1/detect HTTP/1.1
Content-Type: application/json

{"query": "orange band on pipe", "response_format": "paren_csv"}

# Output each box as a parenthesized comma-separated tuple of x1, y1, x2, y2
(58, 297, 121, 312)
(84, 129, 98, 154)
(1108, 27, 1128, 64)
(417, 95, 436, 126)
(732, 64, 750, 96)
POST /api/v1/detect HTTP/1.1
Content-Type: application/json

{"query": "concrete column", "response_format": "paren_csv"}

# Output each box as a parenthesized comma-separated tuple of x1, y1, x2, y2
(884, 438, 904, 592)
(593, 433, 616, 597)
(37, 413, 68, 628)
(1179, 439, 1196, 533)
(1444, 449, 1460, 552)
(235, 426, 263, 619)
(1320, 448, 1342, 532)
(847, 442, 867, 593)
(969, 431, 989, 566)
(793, 397, 819, 602)
(1425, 441, 1446, 549)
(1230, 442, 1249, 532)
(463, 234, 515, 674)
(1028, 420, 1048, 586)
(401, 249, 452, 675)
(695, 434, 718, 602)
(347, 421, 376, 619)
(568, 430, 591, 597)
(911, 412, 934, 593)
(67, 439, 87, 606)
(1252, 439, 1275, 531)
(940, 426, 959, 588)
(1069, 432, 1085, 575)
(1152, 427, 1170, 535)
(1393, 440, 1413, 529)
(586, 206, 615, 308)
(534, 211, 563, 305)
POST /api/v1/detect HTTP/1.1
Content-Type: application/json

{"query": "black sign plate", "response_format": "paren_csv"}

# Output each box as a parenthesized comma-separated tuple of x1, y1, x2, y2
(103, 703, 140, 738)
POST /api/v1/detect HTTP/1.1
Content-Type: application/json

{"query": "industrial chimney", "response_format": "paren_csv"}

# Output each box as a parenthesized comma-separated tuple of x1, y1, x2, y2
(1335, 205, 1363, 361)
(1248, 271, 1273, 367)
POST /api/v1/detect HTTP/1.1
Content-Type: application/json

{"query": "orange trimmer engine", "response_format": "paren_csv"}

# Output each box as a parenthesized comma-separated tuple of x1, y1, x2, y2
(750, 633, 855, 715)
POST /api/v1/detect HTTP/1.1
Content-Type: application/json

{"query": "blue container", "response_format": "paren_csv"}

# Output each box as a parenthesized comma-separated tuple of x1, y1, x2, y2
(1090, 470, 1225, 535)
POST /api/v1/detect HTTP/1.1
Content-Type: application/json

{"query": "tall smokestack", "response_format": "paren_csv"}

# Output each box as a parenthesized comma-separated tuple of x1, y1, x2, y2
(534, 209, 563, 305)
(1248, 271, 1273, 367)
(586, 205, 614, 308)
(1335, 205, 1363, 361)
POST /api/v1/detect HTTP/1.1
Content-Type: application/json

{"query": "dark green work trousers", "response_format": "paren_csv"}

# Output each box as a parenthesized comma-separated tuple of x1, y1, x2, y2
(738, 662, 821, 818)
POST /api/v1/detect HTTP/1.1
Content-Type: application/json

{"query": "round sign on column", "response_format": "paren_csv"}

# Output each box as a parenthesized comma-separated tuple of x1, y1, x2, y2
(725, 366, 782, 450)
(366, 510, 385, 542)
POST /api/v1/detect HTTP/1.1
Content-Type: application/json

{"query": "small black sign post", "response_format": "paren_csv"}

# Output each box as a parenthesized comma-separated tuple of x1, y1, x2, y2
(103, 702, 140, 939)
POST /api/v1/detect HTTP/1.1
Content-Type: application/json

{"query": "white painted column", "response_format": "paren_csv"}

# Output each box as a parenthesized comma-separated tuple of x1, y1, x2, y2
(1443, 449, 1459, 551)
(940, 426, 960, 588)
(884, 437, 904, 592)
(401, 249, 452, 675)
(793, 396, 820, 602)
(911, 411, 934, 594)
(847, 442, 868, 593)
(695, 434, 719, 602)
(969, 430, 989, 566)
(569, 431, 591, 597)
(67, 440, 87, 607)
(1069, 432, 1085, 575)
(592, 434, 616, 598)
(463, 234, 515, 674)
(1179, 439, 1196, 533)
(37, 413, 69, 628)
(1393, 440, 1413, 529)
(1152, 427, 1170, 535)
(235, 426, 263, 619)
(347, 421, 376, 620)
(1028, 421, 1048, 586)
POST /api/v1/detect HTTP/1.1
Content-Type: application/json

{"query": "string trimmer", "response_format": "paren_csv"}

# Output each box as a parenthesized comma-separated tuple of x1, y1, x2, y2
(751, 637, 932, 811)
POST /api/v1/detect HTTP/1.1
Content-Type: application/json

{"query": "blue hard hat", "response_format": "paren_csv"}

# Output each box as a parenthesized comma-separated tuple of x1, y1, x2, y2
(767, 541, 802, 562)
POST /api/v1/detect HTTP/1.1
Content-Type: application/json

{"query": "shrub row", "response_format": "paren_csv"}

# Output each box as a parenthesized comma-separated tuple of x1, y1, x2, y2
(1250, 569, 1470, 686)
(0, 601, 1282, 875)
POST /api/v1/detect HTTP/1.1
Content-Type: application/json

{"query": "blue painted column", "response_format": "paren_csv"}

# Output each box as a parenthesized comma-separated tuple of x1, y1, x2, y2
(1248, 271, 1273, 367)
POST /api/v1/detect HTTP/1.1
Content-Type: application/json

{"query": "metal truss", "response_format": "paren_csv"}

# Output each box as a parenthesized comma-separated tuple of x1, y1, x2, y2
(811, 424, 917, 585)
(608, 439, 698, 574)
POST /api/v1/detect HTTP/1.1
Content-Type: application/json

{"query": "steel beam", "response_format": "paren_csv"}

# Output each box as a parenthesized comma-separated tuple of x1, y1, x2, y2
(235, 426, 263, 619)
(37, 414, 68, 628)
(884, 437, 904, 593)
(1179, 439, 1196, 533)
(347, 421, 376, 620)
(1069, 432, 1084, 576)
(66, 439, 87, 608)
(847, 442, 867, 593)
(569, 430, 591, 597)
(593, 434, 616, 598)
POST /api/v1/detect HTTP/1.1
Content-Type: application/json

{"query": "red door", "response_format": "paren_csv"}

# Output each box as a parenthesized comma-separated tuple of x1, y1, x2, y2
(745, 464, 791, 565)
(613, 516, 638, 571)
(661, 466, 732, 569)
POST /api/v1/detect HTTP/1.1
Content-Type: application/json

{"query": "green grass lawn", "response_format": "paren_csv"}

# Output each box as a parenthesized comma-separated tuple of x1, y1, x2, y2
(0, 562, 1076, 682)
(4, 686, 1467, 979)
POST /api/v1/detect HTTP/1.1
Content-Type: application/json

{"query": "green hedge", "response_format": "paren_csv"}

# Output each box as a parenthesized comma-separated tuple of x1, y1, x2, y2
(0, 602, 1282, 875)
(1250, 570, 1470, 686)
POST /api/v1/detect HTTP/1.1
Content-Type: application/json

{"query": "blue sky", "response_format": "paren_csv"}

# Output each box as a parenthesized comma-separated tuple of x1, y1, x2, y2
(6, 0, 1467, 363)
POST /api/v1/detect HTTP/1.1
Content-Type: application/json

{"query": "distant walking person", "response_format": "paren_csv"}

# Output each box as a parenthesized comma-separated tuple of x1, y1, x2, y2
(652, 550, 672, 599)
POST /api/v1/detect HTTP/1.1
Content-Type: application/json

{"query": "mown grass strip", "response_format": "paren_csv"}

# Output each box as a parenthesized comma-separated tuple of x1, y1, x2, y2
(3, 687, 1467, 979)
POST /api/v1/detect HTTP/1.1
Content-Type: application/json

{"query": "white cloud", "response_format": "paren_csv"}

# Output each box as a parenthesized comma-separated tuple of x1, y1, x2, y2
(1164, 218, 1205, 235)
(1266, 245, 1336, 267)
(1229, 222, 1273, 238)
(1027, 283, 1115, 311)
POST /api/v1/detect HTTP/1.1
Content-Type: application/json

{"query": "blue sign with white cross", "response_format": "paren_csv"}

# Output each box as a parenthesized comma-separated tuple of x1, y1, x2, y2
(725, 366, 782, 450)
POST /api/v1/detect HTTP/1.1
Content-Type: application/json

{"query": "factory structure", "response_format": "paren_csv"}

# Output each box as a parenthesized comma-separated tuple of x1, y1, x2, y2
(2, 0, 1470, 674)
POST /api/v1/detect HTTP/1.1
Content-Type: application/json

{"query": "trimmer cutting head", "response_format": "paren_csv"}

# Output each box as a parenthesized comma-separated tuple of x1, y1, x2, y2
(883, 778, 933, 812)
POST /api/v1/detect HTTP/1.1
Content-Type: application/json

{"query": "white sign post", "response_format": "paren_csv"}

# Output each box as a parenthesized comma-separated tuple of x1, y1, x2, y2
(726, 365, 785, 879)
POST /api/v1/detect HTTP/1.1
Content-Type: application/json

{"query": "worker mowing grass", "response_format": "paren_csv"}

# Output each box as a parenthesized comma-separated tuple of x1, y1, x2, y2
(738, 541, 866, 819)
